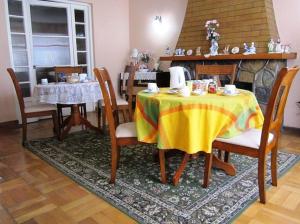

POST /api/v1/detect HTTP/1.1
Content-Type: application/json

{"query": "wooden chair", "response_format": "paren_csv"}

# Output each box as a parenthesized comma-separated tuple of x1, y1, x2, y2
(195, 64, 237, 86)
(54, 66, 87, 129)
(204, 67, 300, 203)
(7, 68, 59, 145)
(97, 65, 136, 130)
(94, 67, 166, 184)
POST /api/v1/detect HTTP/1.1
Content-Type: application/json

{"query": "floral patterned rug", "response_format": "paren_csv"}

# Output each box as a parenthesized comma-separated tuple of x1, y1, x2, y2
(26, 131, 300, 224)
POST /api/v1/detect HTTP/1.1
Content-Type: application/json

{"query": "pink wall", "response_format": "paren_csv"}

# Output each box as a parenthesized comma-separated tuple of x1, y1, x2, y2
(273, 0, 300, 128)
(129, 0, 188, 70)
(0, 0, 130, 123)
(0, 3, 18, 123)
(87, 0, 130, 93)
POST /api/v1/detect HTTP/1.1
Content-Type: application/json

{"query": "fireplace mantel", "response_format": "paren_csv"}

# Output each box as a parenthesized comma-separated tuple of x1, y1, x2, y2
(160, 53, 297, 61)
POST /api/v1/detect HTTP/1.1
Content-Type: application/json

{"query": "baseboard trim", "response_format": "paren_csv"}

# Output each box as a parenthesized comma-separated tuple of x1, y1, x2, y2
(0, 120, 20, 129)
(282, 126, 300, 136)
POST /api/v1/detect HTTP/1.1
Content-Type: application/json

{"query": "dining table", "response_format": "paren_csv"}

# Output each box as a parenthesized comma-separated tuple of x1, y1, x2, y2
(135, 87, 264, 182)
(34, 81, 102, 139)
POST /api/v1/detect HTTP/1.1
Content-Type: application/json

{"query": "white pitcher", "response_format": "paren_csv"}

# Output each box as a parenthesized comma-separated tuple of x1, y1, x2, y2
(169, 66, 190, 89)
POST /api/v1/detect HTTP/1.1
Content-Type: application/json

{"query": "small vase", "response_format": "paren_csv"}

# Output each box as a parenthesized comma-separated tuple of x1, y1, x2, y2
(210, 39, 219, 56)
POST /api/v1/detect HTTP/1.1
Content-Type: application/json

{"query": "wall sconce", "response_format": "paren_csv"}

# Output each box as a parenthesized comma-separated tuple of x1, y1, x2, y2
(154, 15, 162, 24)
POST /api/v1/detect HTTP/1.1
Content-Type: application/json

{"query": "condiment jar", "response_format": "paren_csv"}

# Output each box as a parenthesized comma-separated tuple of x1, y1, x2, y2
(208, 81, 217, 93)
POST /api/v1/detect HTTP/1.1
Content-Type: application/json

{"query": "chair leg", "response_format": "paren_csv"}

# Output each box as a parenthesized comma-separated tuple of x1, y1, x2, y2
(83, 104, 87, 119)
(52, 112, 60, 140)
(57, 105, 62, 130)
(258, 155, 267, 204)
(224, 151, 230, 163)
(271, 146, 278, 187)
(102, 106, 106, 132)
(217, 150, 222, 159)
(117, 147, 121, 169)
(97, 103, 101, 128)
(22, 118, 27, 146)
(203, 152, 213, 188)
(159, 149, 167, 184)
(122, 109, 126, 122)
(109, 145, 119, 184)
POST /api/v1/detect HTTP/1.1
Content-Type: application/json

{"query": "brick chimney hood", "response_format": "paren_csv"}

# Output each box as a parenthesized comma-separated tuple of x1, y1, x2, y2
(176, 0, 279, 53)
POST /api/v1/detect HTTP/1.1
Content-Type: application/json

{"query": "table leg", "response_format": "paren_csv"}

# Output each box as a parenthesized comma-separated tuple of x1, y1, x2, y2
(173, 153, 190, 185)
(212, 154, 236, 176)
(60, 104, 102, 139)
(172, 152, 236, 186)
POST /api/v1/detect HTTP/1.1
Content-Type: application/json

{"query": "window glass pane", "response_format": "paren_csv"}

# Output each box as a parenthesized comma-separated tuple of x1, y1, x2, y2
(31, 6, 68, 36)
(77, 52, 87, 65)
(15, 67, 29, 82)
(75, 24, 85, 37)
(33, 37, 70, 66)
(75, 10, 84, 23)
(10, 17, 25, 33)
(35, 67, 56, 84)
(8, 0, 23, 16)
(20, 83, 31, 97)
(13, 50, 28, 66)
(76, 38, 86, 51)
(11, 34, 26, 49)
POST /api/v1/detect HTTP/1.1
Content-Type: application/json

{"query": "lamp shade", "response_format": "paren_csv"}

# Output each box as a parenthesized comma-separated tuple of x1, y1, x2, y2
(131, 48, 139, 58)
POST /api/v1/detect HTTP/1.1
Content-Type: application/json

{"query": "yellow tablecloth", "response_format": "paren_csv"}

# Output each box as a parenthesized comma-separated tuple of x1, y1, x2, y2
(135, 88, 264, 154)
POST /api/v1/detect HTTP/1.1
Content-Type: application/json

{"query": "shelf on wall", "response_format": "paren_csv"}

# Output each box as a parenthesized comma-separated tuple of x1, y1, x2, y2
(160, 53, 297, 61)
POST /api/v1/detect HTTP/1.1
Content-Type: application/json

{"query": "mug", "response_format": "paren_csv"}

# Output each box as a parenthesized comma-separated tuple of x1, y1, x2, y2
(224, 84, 236, 95)
(79, 73, 87, 82)
(186, 81, 193, 92)
(147, 83, 158, 92)
(180, 86, 190, 97)
(41, 78, 48, 85)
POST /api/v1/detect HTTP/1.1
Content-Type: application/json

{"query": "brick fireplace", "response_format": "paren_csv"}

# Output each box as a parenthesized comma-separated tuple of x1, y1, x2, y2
(176, 0, 279, 53)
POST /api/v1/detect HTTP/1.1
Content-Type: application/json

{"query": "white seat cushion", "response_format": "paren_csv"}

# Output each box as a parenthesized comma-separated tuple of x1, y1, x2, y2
(101, 98, 128, 106)
(216, 128, 274, 149)
(116, 122, 137, 138)
(25, 104, 56, 113)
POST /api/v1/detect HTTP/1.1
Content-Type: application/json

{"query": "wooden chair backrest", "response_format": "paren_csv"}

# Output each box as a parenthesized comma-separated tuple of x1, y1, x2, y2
(54, 66, 83, 75)
(54, 66, 83, 82)
(7, 68, 25, 115)
(195, 64, 237, 85)
(260, 66, 299, 152)
(94, 67, 119, 138)
(126, 64, 137, 114)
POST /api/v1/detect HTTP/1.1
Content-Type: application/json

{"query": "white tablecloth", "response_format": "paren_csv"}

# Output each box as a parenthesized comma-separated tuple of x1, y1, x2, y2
(33, 81, 102, 104)
(121, 71, 156, 80)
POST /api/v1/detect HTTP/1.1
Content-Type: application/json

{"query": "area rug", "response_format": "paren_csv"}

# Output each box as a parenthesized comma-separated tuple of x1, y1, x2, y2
(25, 131, 300, 224)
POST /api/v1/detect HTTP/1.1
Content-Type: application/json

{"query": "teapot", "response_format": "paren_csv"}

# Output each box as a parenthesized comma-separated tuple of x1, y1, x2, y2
(169, 66, 191, 89)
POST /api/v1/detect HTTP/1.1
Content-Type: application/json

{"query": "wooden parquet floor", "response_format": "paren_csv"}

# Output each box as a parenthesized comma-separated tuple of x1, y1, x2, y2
(0, 113, 299, 224)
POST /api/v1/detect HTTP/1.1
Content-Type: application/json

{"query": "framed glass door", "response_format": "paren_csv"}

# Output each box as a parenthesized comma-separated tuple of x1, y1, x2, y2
(6, 0, 94, 122)
(28, 0, 73, 84)
(6, 0, 93, 97)
(6, 0, 31, 97)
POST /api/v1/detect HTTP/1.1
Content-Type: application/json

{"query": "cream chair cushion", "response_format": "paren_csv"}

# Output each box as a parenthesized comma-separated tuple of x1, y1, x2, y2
(101, 98, 128, 106)
(216, 128, 274, 149)
(25, 104, 56, 113)
(116, 122, 137, 138)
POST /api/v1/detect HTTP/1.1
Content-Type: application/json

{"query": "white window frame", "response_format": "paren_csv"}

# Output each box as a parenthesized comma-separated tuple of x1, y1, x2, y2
(5, 0, 94, 122)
